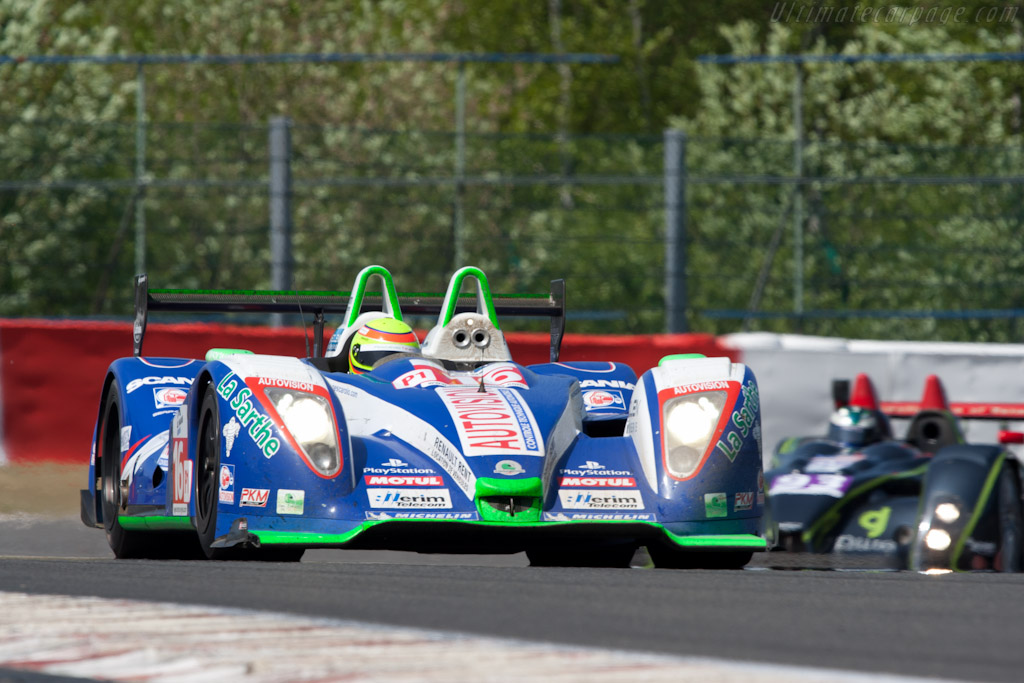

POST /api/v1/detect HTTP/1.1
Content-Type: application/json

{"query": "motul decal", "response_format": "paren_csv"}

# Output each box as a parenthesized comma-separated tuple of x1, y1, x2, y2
(364, 475, 444, 486)
(558, 477, 636, 487)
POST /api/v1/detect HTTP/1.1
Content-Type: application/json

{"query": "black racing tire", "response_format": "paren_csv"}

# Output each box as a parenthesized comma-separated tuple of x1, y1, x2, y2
(647, 543, 753, 570)
(100, 382, 154, 558)
(195, 386, 304, 562)
(195, 386, 239, 560)
(100, 381, 205, 560)
(996, 466, 1022, 572)
(527, 544, 636, 568)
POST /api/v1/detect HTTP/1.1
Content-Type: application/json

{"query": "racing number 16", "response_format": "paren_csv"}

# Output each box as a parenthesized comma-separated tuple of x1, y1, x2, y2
(172, 437, 191, 508)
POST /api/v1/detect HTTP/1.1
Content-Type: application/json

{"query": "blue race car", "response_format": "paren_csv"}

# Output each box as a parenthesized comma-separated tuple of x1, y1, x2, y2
(81, 266, 767, 568)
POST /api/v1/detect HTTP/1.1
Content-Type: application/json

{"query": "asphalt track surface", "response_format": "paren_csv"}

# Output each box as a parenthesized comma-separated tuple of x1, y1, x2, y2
(3, 516, 1024, 682)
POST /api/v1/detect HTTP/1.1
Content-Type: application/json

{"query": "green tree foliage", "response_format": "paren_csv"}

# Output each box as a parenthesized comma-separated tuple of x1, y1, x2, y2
(2, 1, 1024, 341)
(674, 17, 1024, 340)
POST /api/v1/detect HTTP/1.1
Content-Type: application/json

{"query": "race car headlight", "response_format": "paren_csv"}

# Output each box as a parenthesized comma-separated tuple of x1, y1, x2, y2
(663, 391, 727, 478)
(924, 528, 952, 551)
(266, 389, 340, 476)
(934, 502, 961, 524)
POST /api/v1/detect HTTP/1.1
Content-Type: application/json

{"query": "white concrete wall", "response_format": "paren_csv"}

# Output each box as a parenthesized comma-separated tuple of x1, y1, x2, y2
(723, 333, 1024, 460)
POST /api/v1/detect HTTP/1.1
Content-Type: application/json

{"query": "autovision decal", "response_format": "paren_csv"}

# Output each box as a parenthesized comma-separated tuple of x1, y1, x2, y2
(437, 386, 542, 457)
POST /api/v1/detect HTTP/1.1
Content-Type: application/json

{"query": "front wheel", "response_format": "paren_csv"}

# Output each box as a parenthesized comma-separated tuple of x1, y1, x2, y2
(195, 387, 239, 560)
(194, 387, 305, 562)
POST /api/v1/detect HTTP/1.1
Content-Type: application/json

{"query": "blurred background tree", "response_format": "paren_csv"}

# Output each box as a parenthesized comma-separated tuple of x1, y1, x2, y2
(2, 0, 1023, 339)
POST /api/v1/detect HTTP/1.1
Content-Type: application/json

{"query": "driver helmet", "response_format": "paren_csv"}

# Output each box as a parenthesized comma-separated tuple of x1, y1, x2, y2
(827, 406, 886, 448)
(349, 318, 421, 374)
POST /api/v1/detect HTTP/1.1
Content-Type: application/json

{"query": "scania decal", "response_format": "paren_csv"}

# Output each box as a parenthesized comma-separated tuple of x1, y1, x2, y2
(559, 477, 636, 487)
(437, 386, 542, 457)
(127, 376, 192, 394)
(215, 373, 281, 459)
(558, 490, 644, 510)
(364, 475, 444, 486)
(579, 379, 635, 390)
(367, 488, 453, 509)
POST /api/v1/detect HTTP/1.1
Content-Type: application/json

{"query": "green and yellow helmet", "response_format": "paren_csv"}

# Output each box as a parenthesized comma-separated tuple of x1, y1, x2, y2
(348, 317, 421, 374)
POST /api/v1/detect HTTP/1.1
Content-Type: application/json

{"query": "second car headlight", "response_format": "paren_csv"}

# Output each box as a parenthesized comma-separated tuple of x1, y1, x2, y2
(265, 388, 340, 477)
(663, 390, 727, 479)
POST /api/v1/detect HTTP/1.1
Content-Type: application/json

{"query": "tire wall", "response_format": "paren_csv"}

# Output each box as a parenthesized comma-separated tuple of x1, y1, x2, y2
(0, 319, 732, 464)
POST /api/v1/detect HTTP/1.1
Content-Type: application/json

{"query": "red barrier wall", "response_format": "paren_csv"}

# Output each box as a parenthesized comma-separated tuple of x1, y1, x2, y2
(0, 320, 734, 465)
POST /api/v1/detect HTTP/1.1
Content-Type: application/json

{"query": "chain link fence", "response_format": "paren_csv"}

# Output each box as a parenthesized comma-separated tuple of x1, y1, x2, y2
(3, 118, 1023, 340)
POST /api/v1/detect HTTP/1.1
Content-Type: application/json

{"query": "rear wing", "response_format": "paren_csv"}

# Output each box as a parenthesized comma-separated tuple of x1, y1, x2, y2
(132, 273, 566, 360)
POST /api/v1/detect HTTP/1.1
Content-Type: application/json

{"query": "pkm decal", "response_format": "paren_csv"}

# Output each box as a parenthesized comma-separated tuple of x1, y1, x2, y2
(240, 488, 269, 508)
